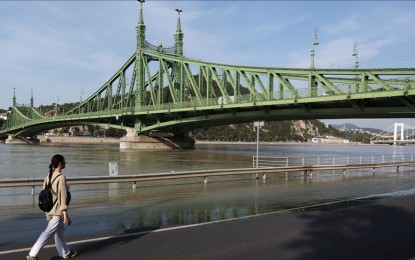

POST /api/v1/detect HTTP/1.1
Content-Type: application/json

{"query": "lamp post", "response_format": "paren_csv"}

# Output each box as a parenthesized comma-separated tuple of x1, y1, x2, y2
(254, 121, 264, 169)
(55, 96, 59, 116)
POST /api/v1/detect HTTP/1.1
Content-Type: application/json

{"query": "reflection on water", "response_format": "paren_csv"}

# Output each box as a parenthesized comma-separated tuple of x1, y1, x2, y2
(0, 143, 415, 244)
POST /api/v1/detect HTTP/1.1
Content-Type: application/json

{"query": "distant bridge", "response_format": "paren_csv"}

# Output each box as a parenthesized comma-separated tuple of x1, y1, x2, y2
(1, 2, 415, 142)
(371, 123, 415, 145)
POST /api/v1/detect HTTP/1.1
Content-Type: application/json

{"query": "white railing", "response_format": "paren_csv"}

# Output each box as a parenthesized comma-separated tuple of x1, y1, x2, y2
(253, 154, 415, 168)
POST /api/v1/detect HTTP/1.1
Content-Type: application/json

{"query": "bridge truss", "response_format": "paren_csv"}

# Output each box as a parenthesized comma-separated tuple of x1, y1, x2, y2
(1, 3, 415, 139)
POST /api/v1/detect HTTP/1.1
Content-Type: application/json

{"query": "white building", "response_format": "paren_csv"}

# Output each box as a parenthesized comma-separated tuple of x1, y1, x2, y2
(0, 112, 8, 120)
(311, 135, 349, 144)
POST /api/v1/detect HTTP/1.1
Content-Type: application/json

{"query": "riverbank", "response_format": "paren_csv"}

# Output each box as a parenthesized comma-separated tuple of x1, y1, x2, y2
(37, 136, 368, 146)
(196, 140, 367, 146)
(2, 192, 415, 259)
(39, 135, 120, 144)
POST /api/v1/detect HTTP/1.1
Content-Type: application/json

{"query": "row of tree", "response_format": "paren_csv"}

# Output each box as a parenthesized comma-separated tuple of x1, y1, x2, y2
(189, 120, 373, 143)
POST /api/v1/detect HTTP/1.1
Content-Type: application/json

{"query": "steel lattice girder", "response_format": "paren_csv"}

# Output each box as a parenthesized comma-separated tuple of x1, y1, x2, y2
(1, 48, 415, 138)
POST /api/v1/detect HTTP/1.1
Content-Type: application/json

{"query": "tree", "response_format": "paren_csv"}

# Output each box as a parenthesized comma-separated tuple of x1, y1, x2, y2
(350, 132, 371, 144)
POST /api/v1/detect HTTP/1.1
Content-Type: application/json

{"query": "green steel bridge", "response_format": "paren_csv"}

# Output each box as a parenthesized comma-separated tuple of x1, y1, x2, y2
(1, 3, 415, 141)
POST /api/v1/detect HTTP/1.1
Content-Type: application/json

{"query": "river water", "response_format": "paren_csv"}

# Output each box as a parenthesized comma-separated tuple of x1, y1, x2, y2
(1, 142, 415, 245)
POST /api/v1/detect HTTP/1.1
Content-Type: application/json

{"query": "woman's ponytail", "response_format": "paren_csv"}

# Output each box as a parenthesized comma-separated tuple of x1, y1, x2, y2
(49, 154, 65, 175)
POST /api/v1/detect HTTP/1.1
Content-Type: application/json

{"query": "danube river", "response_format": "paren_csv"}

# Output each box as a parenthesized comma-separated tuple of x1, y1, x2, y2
(1, 142, 415, 244)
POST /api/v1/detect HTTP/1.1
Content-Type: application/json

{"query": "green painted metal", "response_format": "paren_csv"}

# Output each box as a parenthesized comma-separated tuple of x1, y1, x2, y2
(1, 3, 415, 139)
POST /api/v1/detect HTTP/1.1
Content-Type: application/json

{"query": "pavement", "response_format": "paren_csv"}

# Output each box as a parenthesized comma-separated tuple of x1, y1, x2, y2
(1, 194, 415, 260)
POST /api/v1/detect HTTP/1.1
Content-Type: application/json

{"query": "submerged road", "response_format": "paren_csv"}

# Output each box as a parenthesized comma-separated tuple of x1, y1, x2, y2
(1, 194, 415, 260)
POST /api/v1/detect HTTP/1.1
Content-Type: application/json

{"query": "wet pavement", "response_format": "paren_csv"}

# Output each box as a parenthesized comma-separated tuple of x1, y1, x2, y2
(2, 194, 415, 260)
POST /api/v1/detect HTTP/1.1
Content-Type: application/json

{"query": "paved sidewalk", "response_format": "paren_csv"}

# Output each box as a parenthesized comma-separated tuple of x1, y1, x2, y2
(2, 195, 415, 260)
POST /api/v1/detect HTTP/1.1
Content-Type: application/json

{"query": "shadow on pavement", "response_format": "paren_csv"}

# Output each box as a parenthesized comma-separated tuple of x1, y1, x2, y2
(282, 200, 415, 260)
(65, 226, 160, 259)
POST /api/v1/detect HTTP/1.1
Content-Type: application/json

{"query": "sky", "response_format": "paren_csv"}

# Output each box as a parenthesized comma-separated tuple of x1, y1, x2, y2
(1, 1, 415, 130)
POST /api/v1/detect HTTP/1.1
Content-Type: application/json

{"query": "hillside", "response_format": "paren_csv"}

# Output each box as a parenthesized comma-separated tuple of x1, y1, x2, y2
(329, 123, 383, 134)
(189, 119, 371, 143)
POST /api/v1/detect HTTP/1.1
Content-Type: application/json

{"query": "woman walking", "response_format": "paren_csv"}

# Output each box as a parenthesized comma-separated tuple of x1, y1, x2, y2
(27, 154, 77, 259)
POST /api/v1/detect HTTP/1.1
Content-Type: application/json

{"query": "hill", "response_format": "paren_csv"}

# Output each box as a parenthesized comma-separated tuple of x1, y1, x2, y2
(190, 120, 372, 143)
(329, 123, 383, 134)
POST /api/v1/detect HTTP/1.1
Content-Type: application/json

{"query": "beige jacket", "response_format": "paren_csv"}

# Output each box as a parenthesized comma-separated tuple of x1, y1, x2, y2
(43, 172, 69, 220)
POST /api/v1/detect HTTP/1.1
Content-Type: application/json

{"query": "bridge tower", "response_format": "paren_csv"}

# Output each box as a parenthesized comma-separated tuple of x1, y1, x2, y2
(120, 2, 194, 149)
(135, 0, 146, 110)
(174, 9, 184, 56)
(393, 123, 405, 145)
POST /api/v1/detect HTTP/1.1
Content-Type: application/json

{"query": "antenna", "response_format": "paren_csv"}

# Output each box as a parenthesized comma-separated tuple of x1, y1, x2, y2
(30, 89, 34, 108)
(313, 29, 319, 46)
(310, 29, 319, 69)
(352, 41, 359, 69)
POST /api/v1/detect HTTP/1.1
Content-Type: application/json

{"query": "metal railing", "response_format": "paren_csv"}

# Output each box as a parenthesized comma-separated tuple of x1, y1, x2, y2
(1, 154, 414, 197)
(253, 154, 415, 168)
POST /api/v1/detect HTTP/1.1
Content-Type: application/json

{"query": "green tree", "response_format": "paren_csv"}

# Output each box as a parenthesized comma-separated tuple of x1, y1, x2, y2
(350, 132, 371, 144)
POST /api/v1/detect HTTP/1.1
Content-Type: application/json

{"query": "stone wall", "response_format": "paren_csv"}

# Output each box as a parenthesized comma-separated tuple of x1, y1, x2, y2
(39, 135, 119, 144)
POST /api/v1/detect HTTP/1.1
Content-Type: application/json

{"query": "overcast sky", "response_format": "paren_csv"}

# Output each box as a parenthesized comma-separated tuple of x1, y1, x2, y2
(1, 1, 415, 129)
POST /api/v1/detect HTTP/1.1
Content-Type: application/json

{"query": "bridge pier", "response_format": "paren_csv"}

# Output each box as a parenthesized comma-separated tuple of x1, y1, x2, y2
(5, 135, 39, 144)
(5, 135, 20, 144)
(119, 128, 195, 149)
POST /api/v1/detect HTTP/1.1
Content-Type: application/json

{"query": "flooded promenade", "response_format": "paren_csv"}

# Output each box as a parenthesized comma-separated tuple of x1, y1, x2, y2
(1, 142, 415, 248)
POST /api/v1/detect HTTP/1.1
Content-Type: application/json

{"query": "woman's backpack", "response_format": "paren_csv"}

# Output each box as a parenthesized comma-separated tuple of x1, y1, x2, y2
(38, 174, 71, 212)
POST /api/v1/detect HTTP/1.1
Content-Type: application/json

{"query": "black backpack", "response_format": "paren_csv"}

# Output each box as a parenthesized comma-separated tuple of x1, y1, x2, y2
(38, 174, 71, 212)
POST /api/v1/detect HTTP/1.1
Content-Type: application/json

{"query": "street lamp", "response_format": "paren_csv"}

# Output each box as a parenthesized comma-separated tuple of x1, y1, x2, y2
(254, 121, 264, 169)
(55, 96, 59, 116)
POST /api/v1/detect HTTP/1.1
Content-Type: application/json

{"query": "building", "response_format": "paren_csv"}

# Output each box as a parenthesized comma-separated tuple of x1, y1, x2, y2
(0, 112, 9, 120)
(311, 135, 349, 144)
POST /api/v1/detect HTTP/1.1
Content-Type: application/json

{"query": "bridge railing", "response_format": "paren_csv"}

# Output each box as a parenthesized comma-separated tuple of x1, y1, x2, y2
(135, 81, 412, 113)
